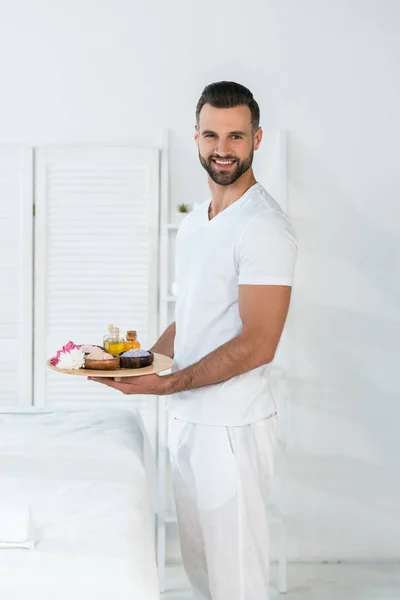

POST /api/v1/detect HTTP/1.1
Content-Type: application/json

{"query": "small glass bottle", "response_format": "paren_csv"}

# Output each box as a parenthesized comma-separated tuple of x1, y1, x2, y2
(124, 330, 141, 351)
(103, 324, 114, 351)
(107, 327, 125, 355)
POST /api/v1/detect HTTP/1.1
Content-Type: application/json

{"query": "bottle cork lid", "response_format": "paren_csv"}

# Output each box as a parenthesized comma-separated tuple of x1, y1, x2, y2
(126, 330, 137, 341)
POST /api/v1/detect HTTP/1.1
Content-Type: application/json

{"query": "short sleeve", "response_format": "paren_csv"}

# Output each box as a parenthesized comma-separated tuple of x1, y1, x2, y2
(236, 209, 298, 286)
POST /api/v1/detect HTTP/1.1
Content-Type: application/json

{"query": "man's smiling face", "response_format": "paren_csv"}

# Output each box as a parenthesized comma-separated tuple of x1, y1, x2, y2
(195, 103, 262, 186)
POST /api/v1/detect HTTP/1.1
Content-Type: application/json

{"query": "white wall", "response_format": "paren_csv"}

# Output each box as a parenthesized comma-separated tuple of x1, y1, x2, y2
(1, 0, 399, 560)
(265, 1, 400, 560)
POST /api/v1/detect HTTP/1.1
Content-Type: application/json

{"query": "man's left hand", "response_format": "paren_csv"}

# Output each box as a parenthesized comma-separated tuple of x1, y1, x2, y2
(88, 373, 170, 395)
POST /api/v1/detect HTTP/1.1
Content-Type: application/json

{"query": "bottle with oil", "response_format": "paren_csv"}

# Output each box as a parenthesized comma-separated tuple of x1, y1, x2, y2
(103, 324, 114, 351)
(124, 330, 141, 351)
(107, 327, 125, 355)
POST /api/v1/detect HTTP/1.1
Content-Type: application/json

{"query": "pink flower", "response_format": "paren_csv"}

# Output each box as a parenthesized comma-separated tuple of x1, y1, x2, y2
(62, 341, 78, 354)
(50, 351, 61, 365)
(50, 341, 78, 365)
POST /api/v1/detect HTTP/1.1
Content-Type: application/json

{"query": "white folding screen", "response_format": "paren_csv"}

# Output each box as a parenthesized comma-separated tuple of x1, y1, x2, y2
(34, 146, 160, 406)
(263, 129, 287, 213)
(264, 130, 290, 372)
(0, 146, 33, 406)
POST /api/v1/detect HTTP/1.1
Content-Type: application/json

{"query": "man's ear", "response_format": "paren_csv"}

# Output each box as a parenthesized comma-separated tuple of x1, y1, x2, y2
(194, 125, 199, 147)
(254, 126, 263, 151)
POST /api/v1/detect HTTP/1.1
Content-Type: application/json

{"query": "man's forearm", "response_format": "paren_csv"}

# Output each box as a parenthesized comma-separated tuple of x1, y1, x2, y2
(164, 330, 274, 395)
(150, 322, 176, 359)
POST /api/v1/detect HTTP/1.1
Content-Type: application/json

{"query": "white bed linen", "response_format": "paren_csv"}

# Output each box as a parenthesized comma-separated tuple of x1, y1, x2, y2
(0, 498, 35, 548)
(0, 408, 159, 600)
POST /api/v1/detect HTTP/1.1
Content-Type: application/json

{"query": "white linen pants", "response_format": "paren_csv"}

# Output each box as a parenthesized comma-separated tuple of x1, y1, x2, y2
(168, 413, 278, 600)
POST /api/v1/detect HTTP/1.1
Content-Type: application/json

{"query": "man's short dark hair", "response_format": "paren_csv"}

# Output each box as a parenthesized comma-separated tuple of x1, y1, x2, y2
(196, 81, 260, 131)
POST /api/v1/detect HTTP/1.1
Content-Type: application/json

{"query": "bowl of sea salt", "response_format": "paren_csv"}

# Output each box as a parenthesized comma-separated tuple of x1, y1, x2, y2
(120, 349, 154, 369)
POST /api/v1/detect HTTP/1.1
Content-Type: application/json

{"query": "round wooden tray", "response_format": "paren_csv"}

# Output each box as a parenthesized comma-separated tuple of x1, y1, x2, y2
(47, 353, 173, 377)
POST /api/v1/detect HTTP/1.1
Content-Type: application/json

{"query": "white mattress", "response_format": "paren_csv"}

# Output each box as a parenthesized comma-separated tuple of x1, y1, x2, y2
(0, 408, 159, 600)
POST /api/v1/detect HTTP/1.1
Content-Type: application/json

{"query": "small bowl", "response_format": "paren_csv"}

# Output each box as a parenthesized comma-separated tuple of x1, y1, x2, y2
(84, 356, 120, 371)
(120, 351, 154, 369)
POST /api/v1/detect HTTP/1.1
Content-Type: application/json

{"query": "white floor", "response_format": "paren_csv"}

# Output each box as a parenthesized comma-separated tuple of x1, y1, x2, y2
(162, 563, 400, 600)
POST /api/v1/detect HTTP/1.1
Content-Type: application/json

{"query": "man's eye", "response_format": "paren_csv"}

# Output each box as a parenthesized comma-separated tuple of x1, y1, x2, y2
(231, 135, 242, 140)
(205, 134, 215, 138)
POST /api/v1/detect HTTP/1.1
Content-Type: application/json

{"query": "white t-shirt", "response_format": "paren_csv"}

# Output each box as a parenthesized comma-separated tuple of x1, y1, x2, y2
(168, 182, 297, 426)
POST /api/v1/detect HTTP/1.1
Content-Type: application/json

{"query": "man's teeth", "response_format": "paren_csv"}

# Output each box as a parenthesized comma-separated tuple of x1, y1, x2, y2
(214, 159, 234, 165)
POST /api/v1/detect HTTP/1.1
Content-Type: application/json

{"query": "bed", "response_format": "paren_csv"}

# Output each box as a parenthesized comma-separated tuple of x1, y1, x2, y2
(0, 407, 159, 600)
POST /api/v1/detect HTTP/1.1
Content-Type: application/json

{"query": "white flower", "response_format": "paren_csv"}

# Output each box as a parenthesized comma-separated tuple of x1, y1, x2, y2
(57, 348, 85, 370)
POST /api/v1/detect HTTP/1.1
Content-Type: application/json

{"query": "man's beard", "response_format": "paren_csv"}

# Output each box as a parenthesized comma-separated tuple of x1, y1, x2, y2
(198, 149, 254, 186)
